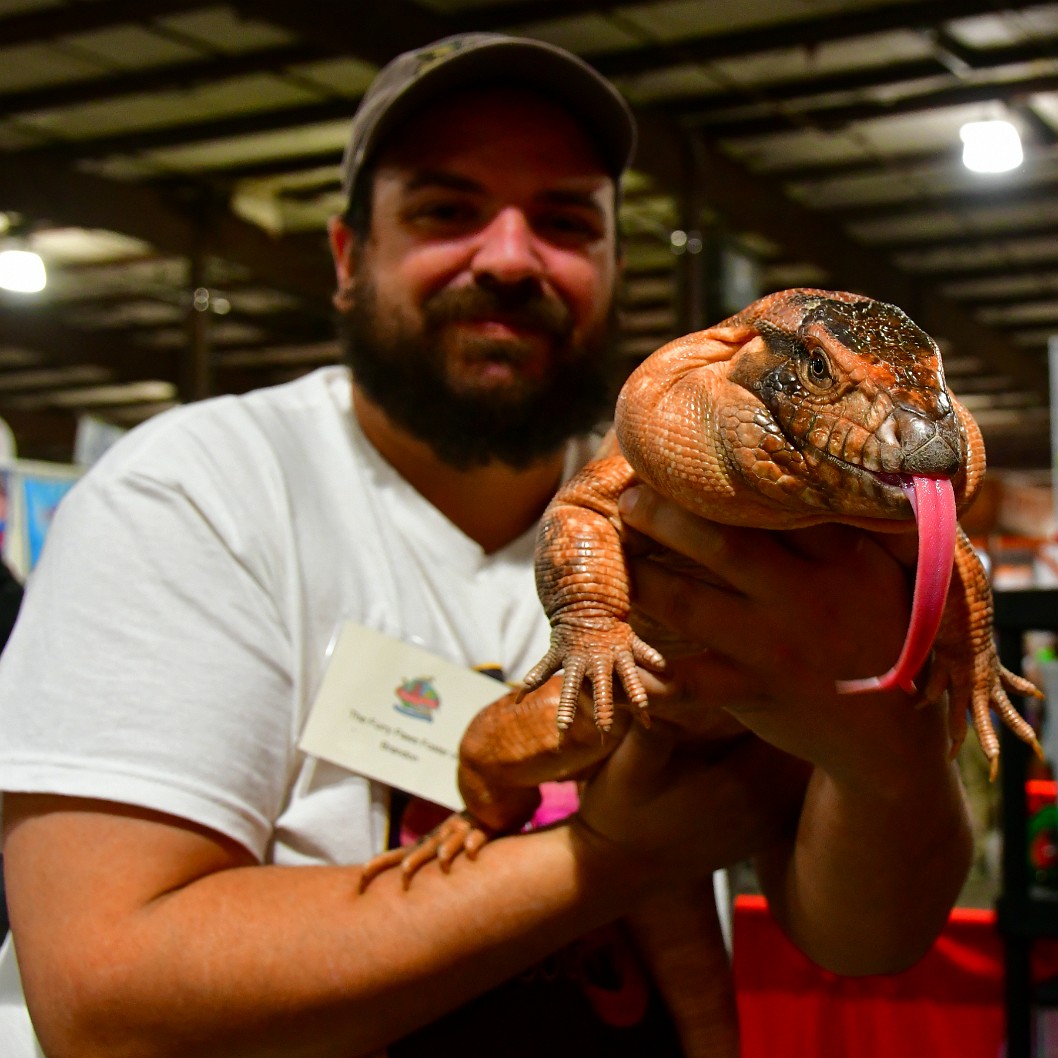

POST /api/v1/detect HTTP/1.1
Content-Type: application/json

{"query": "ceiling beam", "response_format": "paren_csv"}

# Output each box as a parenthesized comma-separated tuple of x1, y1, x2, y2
(13, 98, 357, 162)
(865, 225, 1058, 254)
(899, 254, 1058, 283)
(0, 305, 327, 407)
(649, 39, 1058, 125)
(543, 0, 1057, 79)
(0, 0, 213, 47)
(227, 0, 450, 66)
(680, 70, 1058, 138)
(0, 305, 177, 382)
(0, 157, 335, 305)
(827, 183, 1058, 223)
(0, 43, 325, 119)
(759, 148, 959, 183)
(961, 289, 1058, 310)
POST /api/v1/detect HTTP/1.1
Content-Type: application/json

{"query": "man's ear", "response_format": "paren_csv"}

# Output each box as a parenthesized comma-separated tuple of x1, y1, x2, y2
(328, 215, 358, 313)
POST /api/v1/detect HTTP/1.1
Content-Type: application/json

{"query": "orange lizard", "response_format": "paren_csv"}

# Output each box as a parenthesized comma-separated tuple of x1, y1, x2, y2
(364, 289, 1044, 1057)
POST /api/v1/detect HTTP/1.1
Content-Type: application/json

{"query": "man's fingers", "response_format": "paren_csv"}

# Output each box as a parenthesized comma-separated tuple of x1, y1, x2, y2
(603, 722, 677, 787)
(629, 555, 757, 663)
(618, 485, 801, 599)
(638, 655, 755, 723)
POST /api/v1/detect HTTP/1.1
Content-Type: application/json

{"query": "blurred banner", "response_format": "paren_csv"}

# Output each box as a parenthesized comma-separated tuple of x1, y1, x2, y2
(0, 460, 82, 581)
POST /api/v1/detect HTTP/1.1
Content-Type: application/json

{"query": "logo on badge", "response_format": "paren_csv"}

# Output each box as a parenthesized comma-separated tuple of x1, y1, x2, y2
(393, 677, 441, 721)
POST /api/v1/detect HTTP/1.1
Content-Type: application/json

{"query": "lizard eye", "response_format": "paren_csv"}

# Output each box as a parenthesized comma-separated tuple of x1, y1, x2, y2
(798, 342, 834, 389)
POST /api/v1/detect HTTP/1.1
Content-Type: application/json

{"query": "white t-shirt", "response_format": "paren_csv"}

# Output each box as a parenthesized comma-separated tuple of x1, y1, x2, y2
(0, 365, 599, 1054)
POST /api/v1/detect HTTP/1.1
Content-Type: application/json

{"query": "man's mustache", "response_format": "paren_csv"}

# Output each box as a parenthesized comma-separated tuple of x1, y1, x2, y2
(423, 285, 572, 338)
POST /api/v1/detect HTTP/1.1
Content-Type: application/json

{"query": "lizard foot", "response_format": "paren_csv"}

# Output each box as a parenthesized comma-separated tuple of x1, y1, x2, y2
(926, 637, 1045, 781)
(969, 663, 1045, 783)
(520, 624, 666, 733)
(358, 812, 493, 893)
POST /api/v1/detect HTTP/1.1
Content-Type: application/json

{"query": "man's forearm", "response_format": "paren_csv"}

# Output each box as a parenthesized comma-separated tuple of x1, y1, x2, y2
(755, 706, 973, 975)
(16, 822, 644, 1058)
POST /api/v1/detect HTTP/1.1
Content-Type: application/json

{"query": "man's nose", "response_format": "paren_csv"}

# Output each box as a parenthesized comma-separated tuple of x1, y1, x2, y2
(471, 208, 544, 285)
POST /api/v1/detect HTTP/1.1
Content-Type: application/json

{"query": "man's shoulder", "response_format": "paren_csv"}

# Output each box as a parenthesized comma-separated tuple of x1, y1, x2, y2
(88, 366, 351, 485)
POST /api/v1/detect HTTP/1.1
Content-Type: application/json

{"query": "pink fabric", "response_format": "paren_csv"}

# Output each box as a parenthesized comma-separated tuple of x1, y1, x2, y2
(397, 782, 580, 847)
(529, 781, 580, 828)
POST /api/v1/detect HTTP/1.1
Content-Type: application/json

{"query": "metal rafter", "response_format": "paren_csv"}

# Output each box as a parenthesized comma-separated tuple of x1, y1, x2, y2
(0, 157, 335, 305)
(0, 0, 215, 47)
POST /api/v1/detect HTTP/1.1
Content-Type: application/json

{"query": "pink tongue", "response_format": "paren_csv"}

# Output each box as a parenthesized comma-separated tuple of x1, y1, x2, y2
(837, 475, 957, 696)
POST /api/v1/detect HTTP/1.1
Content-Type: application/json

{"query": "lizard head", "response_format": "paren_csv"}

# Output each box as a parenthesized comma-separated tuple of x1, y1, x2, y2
(616, 288, 983, 697)
(725, 288, 974, 521)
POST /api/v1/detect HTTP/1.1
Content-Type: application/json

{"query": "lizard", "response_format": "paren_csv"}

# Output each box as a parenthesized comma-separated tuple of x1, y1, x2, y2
(520, 287, 1043, 772)
(362, 288, 1044, 1057)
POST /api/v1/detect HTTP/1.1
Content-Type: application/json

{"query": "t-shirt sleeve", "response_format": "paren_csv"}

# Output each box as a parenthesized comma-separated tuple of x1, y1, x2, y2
(0, 443, 297, 860)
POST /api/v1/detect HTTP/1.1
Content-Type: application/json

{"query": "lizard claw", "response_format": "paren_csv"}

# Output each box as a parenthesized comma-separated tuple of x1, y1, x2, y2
(523, 623, 666, 734)
(357, 847, 407, 893)
(964, 662, 1045, 783)
(358, 813, 495, 893)
(520, 644, 566, 699)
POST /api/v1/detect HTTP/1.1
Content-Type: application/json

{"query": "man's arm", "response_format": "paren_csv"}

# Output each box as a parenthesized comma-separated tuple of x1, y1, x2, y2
(4, 794, 631, 1058)
(752, 719, 971, 975)
(617, 484, 974, 975)
(3, 722, 798, 1058)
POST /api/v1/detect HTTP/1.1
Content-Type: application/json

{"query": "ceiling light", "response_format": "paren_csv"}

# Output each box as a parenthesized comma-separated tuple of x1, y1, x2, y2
(0, 248, 47, 293)
(959, 119, 1023, 174)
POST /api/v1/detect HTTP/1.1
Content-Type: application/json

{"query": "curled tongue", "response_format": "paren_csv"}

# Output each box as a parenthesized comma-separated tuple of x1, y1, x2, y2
(837, 475, 957, 696)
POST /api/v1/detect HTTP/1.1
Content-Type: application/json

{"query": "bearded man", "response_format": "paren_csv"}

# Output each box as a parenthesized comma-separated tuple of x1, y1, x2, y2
(0, 33, 971, 1058)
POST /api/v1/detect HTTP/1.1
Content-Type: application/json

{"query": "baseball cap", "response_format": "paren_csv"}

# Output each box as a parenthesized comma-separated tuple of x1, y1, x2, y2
(339, 33, 637, 209)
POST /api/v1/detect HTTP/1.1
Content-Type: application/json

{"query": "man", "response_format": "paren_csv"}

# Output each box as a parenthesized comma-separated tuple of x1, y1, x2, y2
(0, 32, 972, 1058)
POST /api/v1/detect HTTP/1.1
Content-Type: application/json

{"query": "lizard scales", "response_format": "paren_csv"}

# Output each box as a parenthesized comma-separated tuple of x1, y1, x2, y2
(363, 289, 1044, 1058)
(524, 287, 1042, 775)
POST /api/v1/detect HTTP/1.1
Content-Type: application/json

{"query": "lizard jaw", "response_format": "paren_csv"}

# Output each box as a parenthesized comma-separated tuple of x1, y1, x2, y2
(800, 442, 921, 516)
(837, 474, 957, 696)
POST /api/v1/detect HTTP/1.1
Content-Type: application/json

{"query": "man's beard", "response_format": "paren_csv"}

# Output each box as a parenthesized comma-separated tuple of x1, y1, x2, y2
(339, 277, 622, 470)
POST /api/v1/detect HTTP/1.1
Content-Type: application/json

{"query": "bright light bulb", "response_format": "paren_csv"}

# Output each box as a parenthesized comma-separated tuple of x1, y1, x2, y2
(960, 119, 1023, 174)
(0, 249, 46, 293)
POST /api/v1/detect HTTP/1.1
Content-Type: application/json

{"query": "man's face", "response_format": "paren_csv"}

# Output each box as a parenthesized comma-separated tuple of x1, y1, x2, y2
(332, 86, 622, 469)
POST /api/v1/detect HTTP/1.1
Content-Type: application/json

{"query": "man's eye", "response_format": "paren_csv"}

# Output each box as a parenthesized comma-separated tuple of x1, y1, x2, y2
(539, 212, 602, 243)
(408, 201, 478, 227)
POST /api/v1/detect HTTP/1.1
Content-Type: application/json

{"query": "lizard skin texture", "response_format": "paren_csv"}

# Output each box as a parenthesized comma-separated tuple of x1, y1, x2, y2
(363, 288, 1044, 1058)
(525, 287, 1043, 775)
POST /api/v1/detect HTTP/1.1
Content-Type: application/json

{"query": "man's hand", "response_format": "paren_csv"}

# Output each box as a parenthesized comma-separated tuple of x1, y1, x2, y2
(573, 722, 809, 890)
(616, 484, 956, 793)
(615, 484, 973, 975)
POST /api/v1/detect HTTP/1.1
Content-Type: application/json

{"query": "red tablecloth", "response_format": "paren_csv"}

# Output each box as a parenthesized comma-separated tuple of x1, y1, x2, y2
(733, 895, 1005, 1058)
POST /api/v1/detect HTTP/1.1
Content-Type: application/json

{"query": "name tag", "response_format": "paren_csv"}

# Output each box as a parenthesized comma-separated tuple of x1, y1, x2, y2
(298, 622, 509, 810)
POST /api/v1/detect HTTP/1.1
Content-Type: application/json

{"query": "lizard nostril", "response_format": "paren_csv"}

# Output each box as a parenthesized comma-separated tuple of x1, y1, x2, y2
(891, 406, 962, 476)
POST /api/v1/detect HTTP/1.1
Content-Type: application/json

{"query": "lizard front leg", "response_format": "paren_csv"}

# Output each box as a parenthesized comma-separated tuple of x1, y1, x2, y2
(924, 527, 1043, 779)
(522, 452, 666, 732)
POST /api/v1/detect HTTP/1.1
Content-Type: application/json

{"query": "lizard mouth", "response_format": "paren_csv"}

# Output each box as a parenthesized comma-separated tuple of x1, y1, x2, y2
(800, 440, 919, 512)
(778, 441, 959, 695)
(804, 454, 913, 516)
(866, 469, 915, 505)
